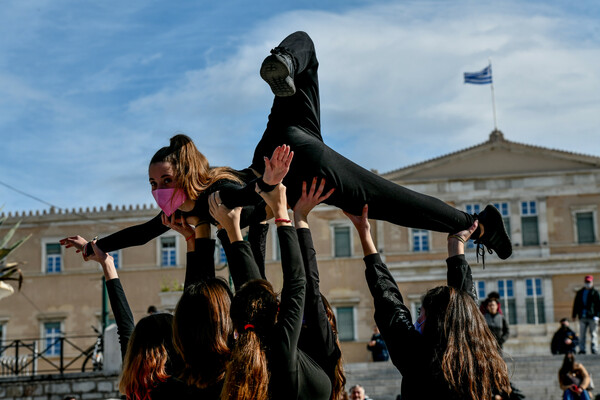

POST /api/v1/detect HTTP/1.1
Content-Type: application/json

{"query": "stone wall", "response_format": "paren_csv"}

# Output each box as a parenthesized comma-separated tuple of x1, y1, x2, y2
(0, 372, 120, 400)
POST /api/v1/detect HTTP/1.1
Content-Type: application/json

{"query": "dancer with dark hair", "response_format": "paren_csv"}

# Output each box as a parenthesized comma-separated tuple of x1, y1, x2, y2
(345, 205, 512, 400)
(210, 181, 331, 400)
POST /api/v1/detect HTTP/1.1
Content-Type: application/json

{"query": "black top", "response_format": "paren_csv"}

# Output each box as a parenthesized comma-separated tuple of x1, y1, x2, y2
(222, 227, 331, 400)
(364, 253, 489, 400)
(267, 227, 331, 400)
(572, 287, 600, 319)
(296, 228, 341, 387)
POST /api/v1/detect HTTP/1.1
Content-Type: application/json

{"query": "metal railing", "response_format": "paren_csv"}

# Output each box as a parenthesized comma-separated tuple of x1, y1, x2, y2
(0, 333, 101, 376)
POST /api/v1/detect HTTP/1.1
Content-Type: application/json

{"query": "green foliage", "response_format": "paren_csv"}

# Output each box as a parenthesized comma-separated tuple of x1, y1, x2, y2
(0, 212, 30, 289)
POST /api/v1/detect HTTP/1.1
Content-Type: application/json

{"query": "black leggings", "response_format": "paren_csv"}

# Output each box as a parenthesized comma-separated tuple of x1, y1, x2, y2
(251, 31, 474, 233)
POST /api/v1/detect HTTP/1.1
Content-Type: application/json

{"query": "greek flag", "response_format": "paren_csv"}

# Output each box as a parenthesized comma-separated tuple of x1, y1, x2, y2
(464, 64, 492, 84)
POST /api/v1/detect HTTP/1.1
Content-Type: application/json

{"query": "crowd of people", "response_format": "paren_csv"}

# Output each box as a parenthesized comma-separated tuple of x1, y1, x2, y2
(60, 31, 523, 400)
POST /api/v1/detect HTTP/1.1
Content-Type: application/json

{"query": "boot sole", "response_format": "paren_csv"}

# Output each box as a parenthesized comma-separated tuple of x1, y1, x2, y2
(260, 55, 296, 97)
(479, 205, 513, 259)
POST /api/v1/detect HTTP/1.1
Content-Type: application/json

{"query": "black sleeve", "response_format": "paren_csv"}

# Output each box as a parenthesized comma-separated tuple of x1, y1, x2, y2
(296, 228, 339, 361)
(105, 278, 135, 360)
(216, 229, 261, 291)
(86, 213, 169, 254)
(275, 227, 306, 358)
(248, 223, 269, 279)
(446, 254, 477, 301)
(501, 315, 510, 344)
(184, 239, 216, 289)
(364, 253, 426, 376)
(218, 178, 264, 208)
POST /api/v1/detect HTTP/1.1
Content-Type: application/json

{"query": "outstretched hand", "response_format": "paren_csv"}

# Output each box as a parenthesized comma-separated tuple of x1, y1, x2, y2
(262, 144, 294, 186)
(293, 177, 335, 225)
(60, 235, 87, 252)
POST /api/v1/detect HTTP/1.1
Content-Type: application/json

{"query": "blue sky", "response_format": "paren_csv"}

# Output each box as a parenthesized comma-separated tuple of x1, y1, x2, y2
(1, 0, 599, 215)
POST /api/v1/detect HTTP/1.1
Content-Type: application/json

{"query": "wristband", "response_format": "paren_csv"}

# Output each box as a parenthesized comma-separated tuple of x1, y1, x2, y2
(185, 233, 195, 242)
(447, 234, 466, 244)
(275, 218, 292, 224)
(257, 179, 277, 193)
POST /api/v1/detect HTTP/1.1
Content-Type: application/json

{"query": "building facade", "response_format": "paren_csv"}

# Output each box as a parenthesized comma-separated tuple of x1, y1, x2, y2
(1, 130, 599, 365)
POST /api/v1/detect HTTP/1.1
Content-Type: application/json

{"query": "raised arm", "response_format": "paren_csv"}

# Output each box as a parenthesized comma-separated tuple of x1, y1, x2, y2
(209, 200, 261, 290)
(345, 205, 425, 376)
(293, 178, 337, 359)
(446, 221, 479, 300)
(87, 241, 134, 360)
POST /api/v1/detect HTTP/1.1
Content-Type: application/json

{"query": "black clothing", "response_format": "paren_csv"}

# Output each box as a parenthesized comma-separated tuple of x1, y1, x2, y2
(364, 252, 505, 399)
(88, 172, 265, 255)
(367, 333, 389, 362)
(184, 238, 216, 288)
(484, 312, 510, 347)
(572, 287, 600, 319)
(551, 326, 579, 355)
(246, 31, 475, 233)
(224, 227, 331, 400)
(296, 228, 341, 389)
(105, 278, 135, 360)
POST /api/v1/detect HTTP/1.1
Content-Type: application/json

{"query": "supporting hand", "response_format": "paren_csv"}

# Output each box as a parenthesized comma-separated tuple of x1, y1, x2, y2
(209, 192, 243, 242)
(256, 183, 290, 225)
(88, 240, 118, 280)
(262, 144, 294, 185)
(293, 177, 335, 228)
(344, 205, 376, 256)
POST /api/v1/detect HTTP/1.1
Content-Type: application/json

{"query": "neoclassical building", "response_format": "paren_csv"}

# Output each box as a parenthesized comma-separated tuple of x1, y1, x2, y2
(1, 130, 599, 365)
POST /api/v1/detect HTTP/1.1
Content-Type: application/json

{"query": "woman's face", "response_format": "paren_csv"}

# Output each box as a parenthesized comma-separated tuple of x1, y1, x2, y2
(487, 300, 499, 315)
(149, 162, 176, 191)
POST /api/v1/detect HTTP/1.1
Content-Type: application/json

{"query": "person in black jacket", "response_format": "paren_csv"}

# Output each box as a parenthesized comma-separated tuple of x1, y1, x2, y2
(551, 318, 579, 355)
(367, 326, 389, 362)
(484, 298, 510, 348)
(345, 205, 511, 400)
(213, 182, 331, 400)
(572, 275, 600, 354)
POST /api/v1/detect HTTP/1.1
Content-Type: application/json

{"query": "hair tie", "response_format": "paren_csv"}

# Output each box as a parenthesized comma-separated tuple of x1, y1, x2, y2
(244, 324, 255, 331)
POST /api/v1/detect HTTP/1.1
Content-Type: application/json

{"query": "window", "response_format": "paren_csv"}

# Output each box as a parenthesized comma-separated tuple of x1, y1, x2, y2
(335, 307, 355, 341)
(521, 201, 539, 246)
(475, 280, 486, 302)
(108, 251, 121, 269)
(526, 278, 545, 324)
(497, 279, 517, 325)
(576, 212, 596, 244)
(334, 226, 351, 258)
(45, 243, 62, 273)
(412, 229, 429, 252)
(465, 204, 481, 249)
(160, 237, 177, 267)
(43, 322, 62, 356)
(492, 202, 511, 237)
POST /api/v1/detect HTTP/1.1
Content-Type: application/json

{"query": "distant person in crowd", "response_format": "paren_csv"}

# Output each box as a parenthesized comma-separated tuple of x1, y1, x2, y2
(480, 291, 503, 315)
(147, 305, 158, 315)
(559, 352, 591, 400)
(349, 385, 366, 400)
(552, 318, 580, 355)
(367, 326, 389, 362)
(572, 275, 600, 354)
(485, 298, 510, 349)
(63, 396, 77, 400)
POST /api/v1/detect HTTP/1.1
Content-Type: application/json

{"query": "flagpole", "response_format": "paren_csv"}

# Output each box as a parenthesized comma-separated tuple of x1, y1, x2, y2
(489, 58, 498, 131)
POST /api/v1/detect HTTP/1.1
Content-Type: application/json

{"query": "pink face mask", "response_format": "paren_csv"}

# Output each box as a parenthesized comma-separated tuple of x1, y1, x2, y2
(152, 188, 187, 217)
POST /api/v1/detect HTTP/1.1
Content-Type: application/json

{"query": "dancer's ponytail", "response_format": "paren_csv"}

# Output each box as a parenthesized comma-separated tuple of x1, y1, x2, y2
(150, 134, 242, 200)
(221, 330, 269, 400)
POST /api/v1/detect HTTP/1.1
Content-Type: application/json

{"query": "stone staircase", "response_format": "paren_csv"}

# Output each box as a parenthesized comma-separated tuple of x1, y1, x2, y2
(344, 355, 600, 400)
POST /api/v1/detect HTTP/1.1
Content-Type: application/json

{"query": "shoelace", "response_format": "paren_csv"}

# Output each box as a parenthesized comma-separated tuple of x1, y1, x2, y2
(475, 242, 492, 269)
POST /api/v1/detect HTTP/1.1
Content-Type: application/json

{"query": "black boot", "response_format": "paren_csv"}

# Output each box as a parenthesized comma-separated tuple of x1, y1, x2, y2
(260, 51, 295, 97)
(473, 205, 513, 260)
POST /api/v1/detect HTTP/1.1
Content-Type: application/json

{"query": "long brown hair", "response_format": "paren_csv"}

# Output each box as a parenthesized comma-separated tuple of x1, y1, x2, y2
(321, 294, 346, 400)
(150, 134, 242, 200)
(422, 286, 511, 400)
(173, 278, 233, 388)
(173, 279, 233, 388)
(559, 352, 576, 385)
(119, 313, 181, 400)
(221, 280, 278, 400)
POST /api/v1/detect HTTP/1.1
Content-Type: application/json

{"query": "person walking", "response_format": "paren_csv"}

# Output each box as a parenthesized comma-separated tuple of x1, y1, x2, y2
(572, 275, 600, 354)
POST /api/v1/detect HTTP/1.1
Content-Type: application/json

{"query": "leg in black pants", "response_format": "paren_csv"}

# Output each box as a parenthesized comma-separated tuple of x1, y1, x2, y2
(252, 31, 473, 232)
